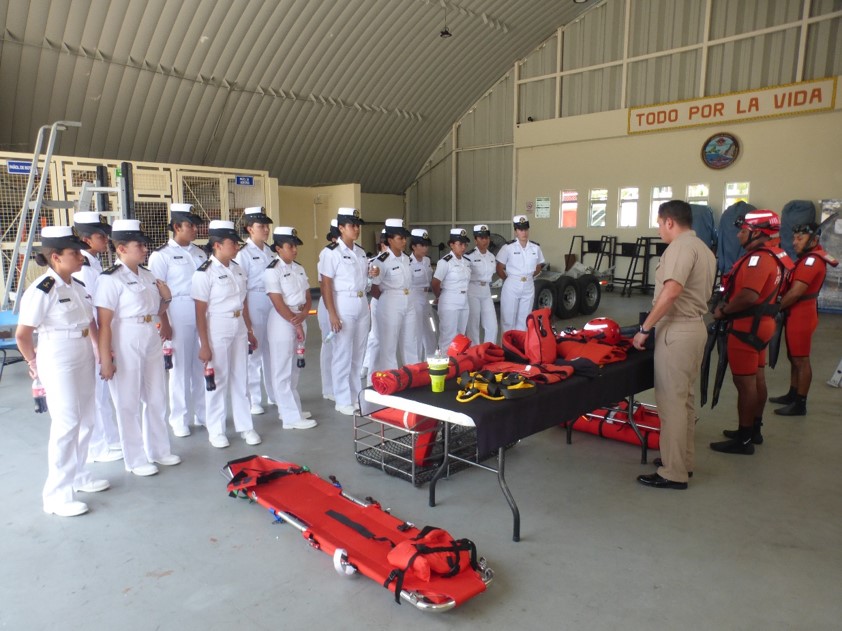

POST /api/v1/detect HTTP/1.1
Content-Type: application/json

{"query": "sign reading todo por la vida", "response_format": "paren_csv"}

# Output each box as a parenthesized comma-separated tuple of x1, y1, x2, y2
(628, 77, 837, 134)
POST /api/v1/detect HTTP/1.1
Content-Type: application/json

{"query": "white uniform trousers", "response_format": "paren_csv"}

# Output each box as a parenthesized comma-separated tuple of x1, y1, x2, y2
(267, 313, 306, 423)
(108, 321, 174, 471)
(331, 293, 370, 408)
(363, 297, 379, 372)
(86, 368, 120, 459)
(371, 291, 419, 374)
(410, 288, 437, 359)
(437, 294, 469, 352)
(167, 297, 206, 431)
(317, 298, 333, 399)
(500, 277, 534, 333)
(246, 291, 275, 405)
(204, 314, 254, 438)
(39, 337, 96, 510)
(466, 285, 498, 345)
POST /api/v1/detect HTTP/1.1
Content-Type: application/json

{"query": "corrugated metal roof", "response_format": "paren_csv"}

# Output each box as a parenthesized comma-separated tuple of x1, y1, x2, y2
(0, 0, 594, 193)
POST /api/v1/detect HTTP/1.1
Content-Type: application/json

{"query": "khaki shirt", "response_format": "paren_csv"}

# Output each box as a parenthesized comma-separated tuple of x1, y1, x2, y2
(653, 230, 716, 319)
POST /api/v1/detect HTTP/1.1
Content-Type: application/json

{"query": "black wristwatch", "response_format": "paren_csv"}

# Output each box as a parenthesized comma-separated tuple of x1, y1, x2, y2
(639, 326, 651, 335)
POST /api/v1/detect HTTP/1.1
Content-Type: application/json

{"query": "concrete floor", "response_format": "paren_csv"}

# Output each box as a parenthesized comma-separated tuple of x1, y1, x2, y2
(1, 291, 840, 630)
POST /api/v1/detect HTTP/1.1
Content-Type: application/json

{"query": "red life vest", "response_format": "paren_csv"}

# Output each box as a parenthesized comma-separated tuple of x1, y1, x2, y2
(502, 308, 557, 364)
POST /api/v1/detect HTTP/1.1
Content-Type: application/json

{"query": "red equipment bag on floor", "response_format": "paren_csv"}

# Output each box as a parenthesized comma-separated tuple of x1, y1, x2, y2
(224, 455, 492, 612)
(570, 400, 660, 449)
(368, 408, 439, 466)
(502, 308, 557, 364)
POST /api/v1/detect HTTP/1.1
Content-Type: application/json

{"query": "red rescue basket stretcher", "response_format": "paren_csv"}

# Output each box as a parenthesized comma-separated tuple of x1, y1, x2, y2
(564, 400, 661, 463)
(224, 455, 493, 612)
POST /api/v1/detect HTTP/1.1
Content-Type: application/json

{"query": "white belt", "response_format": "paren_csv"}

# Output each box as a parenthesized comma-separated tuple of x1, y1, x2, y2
(470, 281, 489, 287)
(339, 290, 365, 297)
(411, 286, 430, 292)
(119, 314, 156, 324)
(40, 328, 89, 339)
(382, 288, 411, 295)
(208, 309, 242, 318)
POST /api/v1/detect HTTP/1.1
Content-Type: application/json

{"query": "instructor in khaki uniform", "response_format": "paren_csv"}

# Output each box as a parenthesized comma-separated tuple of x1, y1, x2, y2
(633, 200, 715, 490)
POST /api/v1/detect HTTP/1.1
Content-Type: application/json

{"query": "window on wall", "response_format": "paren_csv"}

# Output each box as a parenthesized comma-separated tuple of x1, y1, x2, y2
(559, 190, 578, 228)
(687, 183, 709, 206)
(588, 189, 607, 227)
(618, 187, 639, 227)
(650, 186, 673, 227)
(724, 182, 750, 209)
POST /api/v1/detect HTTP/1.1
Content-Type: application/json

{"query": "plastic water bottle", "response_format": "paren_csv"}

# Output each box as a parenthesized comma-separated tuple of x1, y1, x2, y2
(204, 367, 216, 391)
(32, 379, 48, 413)
(162, 340, 173, 370)
(323, 330, 336, 344)
(296, 336, 306, 368)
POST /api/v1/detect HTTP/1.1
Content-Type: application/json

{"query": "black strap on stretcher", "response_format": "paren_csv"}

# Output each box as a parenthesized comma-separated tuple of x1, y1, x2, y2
(227, 466, 307, 494)
(325, 509, 396, 547)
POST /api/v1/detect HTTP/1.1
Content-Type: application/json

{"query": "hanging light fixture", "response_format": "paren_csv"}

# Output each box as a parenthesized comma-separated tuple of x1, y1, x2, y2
(440, 6, 452, 38)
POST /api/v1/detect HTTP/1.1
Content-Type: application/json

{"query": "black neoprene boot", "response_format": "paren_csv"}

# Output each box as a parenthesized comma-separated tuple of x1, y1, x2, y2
(711, 426, 755, 454)
(774, 396, 807, 416)
(769, 387, 796, 405)
(722, 418, 763, 444)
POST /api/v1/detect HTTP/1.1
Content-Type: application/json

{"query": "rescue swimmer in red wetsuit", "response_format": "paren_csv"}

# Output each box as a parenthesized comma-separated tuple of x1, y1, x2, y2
(769, 222, 838, 416)
(710, 210, 793, 455)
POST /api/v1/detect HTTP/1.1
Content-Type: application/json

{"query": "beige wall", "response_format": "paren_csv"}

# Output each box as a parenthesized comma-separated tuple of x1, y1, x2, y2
(361, 192, 405, 254)
(514, 80, 842, 274)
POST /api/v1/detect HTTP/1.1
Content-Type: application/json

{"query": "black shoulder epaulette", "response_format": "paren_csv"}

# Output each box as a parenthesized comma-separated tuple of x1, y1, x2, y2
(81, 257, 91, 266)
(465, 248, 476, 256)
(101, 264, 119, 275)
(140, 264, 149, 271)
(267, 259, 279, 269)
(506, 239, 515, 245)
(442, 253, 453, 262)
(377, 251, 389, 262)
(36, 276, 55, 293)
(530, 240, 540, 246)
(327, 242, 339, 250)
(230, 259, 240, 265)
(154, 242, 168, 252)
(72, 277, 85, 287)
(197, 259, 212, 272)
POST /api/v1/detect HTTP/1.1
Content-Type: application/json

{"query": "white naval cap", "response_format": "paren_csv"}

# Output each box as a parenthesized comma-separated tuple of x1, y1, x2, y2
(111, 219, 150, 243)
(513, 214, 530, 229)
(384, 218, 410, 237)
(242, 206, 273, 224)
(410, 228, 431, 243)
(473, 224, 491, 236)
(208, 220, 242, 241)
(448, 228, 470, 243)
(272, 226, 303, 245)
(73, 211, 111, 235)
(337, 207, 364, 224)
(40, 226, 89, 250)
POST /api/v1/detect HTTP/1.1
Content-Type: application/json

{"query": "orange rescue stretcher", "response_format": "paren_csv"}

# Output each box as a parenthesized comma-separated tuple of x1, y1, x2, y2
(224, 455, 493, 612)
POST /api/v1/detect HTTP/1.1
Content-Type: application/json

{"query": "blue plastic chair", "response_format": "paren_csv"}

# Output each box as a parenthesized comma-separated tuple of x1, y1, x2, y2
(0, 310, 24, 383)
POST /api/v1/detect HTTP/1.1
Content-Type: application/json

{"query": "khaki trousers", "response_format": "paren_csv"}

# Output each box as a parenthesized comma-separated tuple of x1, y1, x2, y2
(654, 319, 707, 483)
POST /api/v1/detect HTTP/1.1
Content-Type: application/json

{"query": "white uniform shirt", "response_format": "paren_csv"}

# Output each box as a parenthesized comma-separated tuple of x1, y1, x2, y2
(148, 239, 207, 298)
(465, 248, 497, 285)
(265, 259, 310, 310)
(190, 256, 248, 313)
(234, 238, 274, 293)
(433, 253, 472, 299)
(496, 240, 545, 279)
(72, 250, 103, 291)
(371, 250, 412, 293)
(409, 254, 433, 291)
(95, 263, 161, 318)
(18, 270, 93, 331)
(320, 240, 368, 293)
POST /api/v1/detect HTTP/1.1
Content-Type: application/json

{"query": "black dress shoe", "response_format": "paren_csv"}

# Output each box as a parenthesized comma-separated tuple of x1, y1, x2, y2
(652, 457, 693, 478)
(722, 428, 764, 444)
(774, 400, 807, 416)
(710, 437, 755, 455)
(637, 473, 687, 490)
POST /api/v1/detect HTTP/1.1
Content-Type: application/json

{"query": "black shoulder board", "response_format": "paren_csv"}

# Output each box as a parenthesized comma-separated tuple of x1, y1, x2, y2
(377, 251, 389, 262)
(36, 276, 55, 293)
(443, 253, 453, 262)
(506, 239, 516, 245)
(531, 240, 541, 246)
(101, 264, 120, 275)
(72, 277, 86, 287)
(81, 257, 91, 266)
(465, 248, 476, 256)
(267, 259, 279, 269)
(327, 242, 339, 250)
(140, 264, 149, 271)
(197, 259, 212, 272)
(230, 259, 240, 265)
(154, 242, 168, 252)
(238, 243, 247, 250)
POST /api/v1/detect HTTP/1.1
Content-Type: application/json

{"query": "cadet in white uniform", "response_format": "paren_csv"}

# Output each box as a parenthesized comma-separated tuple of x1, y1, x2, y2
(234, 206, 276, 414)
(265, 227, 318, 429)
(72, 212, 122, 463)
(16, 227, 109, 517)
(496, 215, 545, 332)
(319, 208, 377, 416)
(465, 224, 499, 345)
(147, 203, 207, 437)
(409, 228, 437, 359)
(192, 220, 261, 448)
(370, 219, 418, 373)
(96, 220, 181, 478)
(432, 229, 473, 351)
(317, 220, 340, 401)
(362, 230, 388, 379)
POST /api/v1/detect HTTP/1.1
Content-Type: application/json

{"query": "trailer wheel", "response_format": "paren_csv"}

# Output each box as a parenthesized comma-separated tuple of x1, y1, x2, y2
(532, 280, 556, 312)
(554, 277, 580, 318)
(577, 274, 601, 315)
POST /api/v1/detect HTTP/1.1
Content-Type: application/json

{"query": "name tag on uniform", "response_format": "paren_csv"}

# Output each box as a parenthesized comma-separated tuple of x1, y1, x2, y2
(748, 255, 760, 267)
(127, 281, 138, 285)
(283, 273, 291, 278)
(253, 256, 261, 260)
(219, 275, 228, 280)
(59, 298, 71, 303)
(806, 257, 815, 267)
(174, 256, 183, 260)
(343, 255, 352, 260)
(391, 266, 400, 271)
